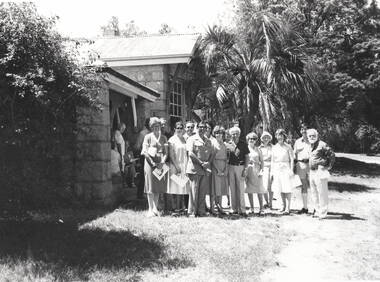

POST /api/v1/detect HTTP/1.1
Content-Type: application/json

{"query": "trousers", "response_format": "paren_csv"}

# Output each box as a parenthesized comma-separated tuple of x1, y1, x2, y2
(228, 165, 246, 213)
(310, 169, 329, 218)
(188, 174, 209, 215)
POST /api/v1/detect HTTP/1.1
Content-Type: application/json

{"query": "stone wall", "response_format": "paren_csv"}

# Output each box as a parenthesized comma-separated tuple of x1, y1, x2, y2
(113, 65, 169, 130)
(75, 86, 115, 206)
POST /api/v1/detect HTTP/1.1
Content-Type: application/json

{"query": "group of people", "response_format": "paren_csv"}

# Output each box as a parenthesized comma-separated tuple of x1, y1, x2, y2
(129, 117, 335, 219)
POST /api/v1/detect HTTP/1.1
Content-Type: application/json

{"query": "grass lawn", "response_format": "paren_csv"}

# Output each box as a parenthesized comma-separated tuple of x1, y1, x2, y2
(1, 154, 379, 281)
(0, 206, 290, 281)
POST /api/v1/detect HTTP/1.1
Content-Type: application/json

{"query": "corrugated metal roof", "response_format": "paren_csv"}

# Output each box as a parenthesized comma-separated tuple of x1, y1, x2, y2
(93, 34, 200, 61)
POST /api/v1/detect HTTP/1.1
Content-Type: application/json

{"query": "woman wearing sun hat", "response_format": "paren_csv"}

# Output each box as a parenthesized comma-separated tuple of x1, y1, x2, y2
(259, 131, 274, 209)
(141, 117, 169, 217)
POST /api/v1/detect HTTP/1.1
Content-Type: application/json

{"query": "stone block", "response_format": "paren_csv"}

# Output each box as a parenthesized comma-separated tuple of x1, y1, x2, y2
(77, 124, 110, 142)
(92, 180, 116, 205)
(146, 81, 164, 93)
(76, 160, 111, 182)
(152, 71, 163, 81)
(77, 106, 110, 126)
(76, 141, 111, 161)
(74, 180, 114, 206)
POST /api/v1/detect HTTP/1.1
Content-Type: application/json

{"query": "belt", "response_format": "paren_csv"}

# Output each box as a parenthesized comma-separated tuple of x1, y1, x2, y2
(296, 159, 309, 163)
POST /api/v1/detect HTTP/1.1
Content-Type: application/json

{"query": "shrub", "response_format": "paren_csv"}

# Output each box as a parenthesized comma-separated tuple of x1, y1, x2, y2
(0, 3, 102, 210)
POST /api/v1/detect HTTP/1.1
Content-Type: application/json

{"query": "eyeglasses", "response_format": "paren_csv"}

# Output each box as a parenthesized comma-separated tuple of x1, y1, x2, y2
(176, 127, 184, 130)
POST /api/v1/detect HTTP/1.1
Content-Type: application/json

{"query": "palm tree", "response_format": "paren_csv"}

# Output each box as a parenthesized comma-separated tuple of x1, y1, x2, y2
(201, 10, 318, 135)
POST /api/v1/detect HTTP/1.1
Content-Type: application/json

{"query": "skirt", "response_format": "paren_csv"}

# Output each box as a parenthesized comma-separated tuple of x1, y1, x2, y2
(271, 162, 294, 194)
(144, 160, 167, 194)
(245, 164, 265, 193)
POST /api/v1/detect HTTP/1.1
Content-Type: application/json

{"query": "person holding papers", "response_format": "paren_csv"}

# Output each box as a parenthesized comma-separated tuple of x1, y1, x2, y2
(167, 121, 190, 211)
(141, 117, 169, 217)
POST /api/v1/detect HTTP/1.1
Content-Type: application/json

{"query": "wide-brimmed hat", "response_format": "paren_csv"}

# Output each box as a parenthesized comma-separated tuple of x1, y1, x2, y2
(260, 131, 273, 141)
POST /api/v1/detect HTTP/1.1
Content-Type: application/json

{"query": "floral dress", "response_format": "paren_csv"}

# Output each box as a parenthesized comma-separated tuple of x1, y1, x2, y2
(211, 140, 229, 196)
(141, 132, 168, 194)
(245, 147, 265, 193)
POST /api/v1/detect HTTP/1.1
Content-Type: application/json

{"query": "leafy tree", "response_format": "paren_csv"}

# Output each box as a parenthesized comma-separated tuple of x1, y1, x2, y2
(201, 7, 318, 135)
(100, 17, 147, 37)
(0, 3, 102, 209)
(158, 23, 172, 34)
(251, 0, 380, 151)
(101, 16, 120, 36)
(122, 20, 147, 37)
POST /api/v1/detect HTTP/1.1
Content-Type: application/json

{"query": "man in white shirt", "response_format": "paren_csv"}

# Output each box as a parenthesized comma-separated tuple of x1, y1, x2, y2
(294, 124, 311, 214)
(183, 121, 195, 141)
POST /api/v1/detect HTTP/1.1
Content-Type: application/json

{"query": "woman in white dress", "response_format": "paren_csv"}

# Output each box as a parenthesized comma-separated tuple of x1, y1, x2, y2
(167, 121, 190, 211)
(211, 126, 229, 213)
(259, 131, 273, 209)
(244, 132, 265, 215)
(271, 129, 295, 214)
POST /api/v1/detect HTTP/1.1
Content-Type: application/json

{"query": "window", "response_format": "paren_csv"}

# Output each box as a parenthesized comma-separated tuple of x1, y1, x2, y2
(169, 81, 183, 118)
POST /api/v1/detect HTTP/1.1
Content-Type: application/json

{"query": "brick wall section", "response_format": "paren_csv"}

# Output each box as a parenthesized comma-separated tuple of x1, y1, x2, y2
(75, 86, 115, 206)
(113, 65, 169, 129)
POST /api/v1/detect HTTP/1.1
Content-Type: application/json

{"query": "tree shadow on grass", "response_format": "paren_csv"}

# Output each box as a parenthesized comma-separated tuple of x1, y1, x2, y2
(332, 157, 380, 177)
(324, 211, 366, 221)
(329, 182, 376, 193)
(0, 219, 192, 281)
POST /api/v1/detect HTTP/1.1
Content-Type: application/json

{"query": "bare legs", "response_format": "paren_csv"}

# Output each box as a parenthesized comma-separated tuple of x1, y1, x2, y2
(301, 178, 309, 210)
(147, 193, 160, 216)
(248, 194, 254, 213)
(248, 193, 265, 214)
(280, 192, 292, 213)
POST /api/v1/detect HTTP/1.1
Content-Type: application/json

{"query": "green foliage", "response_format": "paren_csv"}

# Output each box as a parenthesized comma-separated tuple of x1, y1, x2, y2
(0, 3, 103, 209)
(252, 0, 380, 150)
(215, 0, 380, 151)
(355, 124, 380, 153)
(201, 7, 318, 135)
(158, 23, 172, 34)
(101, 17, 147, 37)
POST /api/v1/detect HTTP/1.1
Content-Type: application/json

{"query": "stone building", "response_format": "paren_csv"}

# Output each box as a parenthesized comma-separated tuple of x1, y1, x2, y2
(76, 34, 200, 206)
(93, 33, 201, 131)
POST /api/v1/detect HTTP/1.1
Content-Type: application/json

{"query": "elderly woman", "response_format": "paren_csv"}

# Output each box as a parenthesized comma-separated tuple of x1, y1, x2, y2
(259, 131, 274, 209)
(141, 117, 169, 217)
(271, 129, 295, 214)
(226, 126, 249, 216)
(167, 121, 190, 211)
(245, 132, 265, 215)
(210, 126, 229, 213)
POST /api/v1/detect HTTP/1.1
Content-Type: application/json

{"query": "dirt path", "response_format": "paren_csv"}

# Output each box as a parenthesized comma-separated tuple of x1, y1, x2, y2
(261, 156, 380, 281)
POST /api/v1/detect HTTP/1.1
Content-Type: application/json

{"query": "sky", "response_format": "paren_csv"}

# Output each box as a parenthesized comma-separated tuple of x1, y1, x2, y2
(31, 0, 235, 38)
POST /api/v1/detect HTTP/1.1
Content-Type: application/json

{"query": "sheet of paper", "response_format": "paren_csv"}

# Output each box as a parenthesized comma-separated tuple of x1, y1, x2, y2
(152, 163, 169, 181)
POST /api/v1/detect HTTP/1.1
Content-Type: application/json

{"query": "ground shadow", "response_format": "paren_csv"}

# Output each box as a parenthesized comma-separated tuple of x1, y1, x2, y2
(329, 181, 375, 193)
(332, 157, 380, 177)
(0, 218, 192, 281)
(324, 211, 366, 221)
